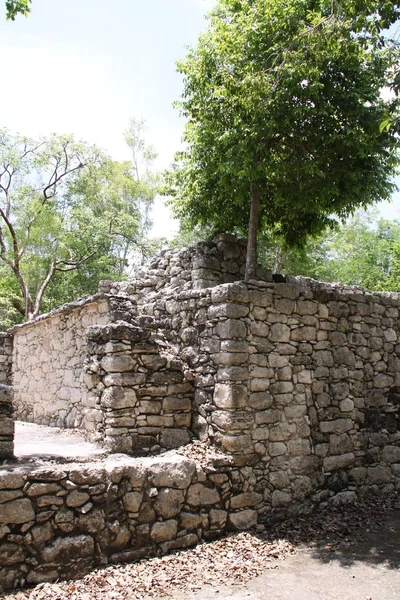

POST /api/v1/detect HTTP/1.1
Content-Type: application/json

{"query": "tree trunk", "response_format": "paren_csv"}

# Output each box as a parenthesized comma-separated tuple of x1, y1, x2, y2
(245, 186, 261, 281)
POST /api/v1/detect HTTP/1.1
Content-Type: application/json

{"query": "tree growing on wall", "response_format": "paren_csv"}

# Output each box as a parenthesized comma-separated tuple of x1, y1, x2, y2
(0, 129, 157, 322)
(167, 0, 400, 280)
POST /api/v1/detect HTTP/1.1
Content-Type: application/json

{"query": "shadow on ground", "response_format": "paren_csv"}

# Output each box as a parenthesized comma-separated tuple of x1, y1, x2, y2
(263, 492, 400, 570)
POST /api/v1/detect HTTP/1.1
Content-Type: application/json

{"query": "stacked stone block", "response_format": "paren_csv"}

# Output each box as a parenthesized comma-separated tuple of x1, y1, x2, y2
(84, 321, 193, 453)
(0, 334, 13, 459)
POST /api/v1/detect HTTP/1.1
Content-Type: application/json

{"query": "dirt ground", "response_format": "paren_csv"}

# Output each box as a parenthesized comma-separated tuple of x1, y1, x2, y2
(13, 420, 106, 459)
(169, 511, 400, 600)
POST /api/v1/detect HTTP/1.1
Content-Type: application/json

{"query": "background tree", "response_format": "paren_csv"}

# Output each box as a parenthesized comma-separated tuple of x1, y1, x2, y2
(258, 210, 400, 291)
(167, 0, 400, 280)
(0, 128, 158, 323)
(5, 0, 31, 20)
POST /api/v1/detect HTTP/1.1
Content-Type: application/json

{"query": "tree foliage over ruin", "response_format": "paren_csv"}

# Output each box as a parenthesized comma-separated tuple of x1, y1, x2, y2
(167, 0, 400, 280)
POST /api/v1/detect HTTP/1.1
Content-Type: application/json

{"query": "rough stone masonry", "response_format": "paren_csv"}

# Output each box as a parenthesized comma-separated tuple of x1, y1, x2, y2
(0, 234, 399, 590)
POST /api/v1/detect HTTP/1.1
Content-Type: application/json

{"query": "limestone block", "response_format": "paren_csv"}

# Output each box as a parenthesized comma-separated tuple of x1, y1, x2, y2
(0, 543, 25, 566)
(382, 445, 400, 463)
(248, 392, 273, 410)
(66, 490, 90, 508)
(180, 512, 203, 530)
(0, 491, 22, 504)
(373, 373, 394, 389)
(154, 489, 184, 518)
(0, 499, 34, 524)
(215, 319, 247, 339)
(216, 433, 252, 453)
(217, 366, 249, 382)
(270, 323, 290, 342)
(101, 355, 135, 373)
(214, 383, 247, 409)
(211, 352, 248, 366)
(160, 429, 190, 449)
(272, 490, 291, 507)
(209, 509, 227, 528)
(230, 492, 262, 509)
(323, 453, 355, 472)
(26, 483, 61, 497)
(255, 409, 281, 426)
(249, 379, 270, 392)
(186, 484, 220, 507)
(269, 423, 296, 442)
(148, 456, 196, 489)
(123, 492, 143, 513)
(42, 535, 94, 563)
(163, 397, 191, 412)
(291, 327, 316, 342)
(333, 347, 355, 367)
(339, 399, 354, 412)
(208, 303, 249, 319)
(269, 354, 289, 368)
(269, 442, 287, 456)
(229, 509, 258, 530)
(287, 438, 311, 456)
(101, 387, 137, 409)
(213, 410, 254, 431)
(329, 433, 353, 455)
(367, 466, 392, 485)
(320, 419, 353, 434)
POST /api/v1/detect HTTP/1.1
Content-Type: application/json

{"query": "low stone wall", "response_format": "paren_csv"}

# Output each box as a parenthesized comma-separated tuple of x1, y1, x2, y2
(11, 296, 111, 428)
(0, 450, 259, 591)
(0, 334, 13, 459)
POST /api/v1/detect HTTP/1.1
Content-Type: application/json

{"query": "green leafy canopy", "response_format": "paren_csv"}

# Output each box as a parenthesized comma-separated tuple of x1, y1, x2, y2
(166, 0, 400, 277)
(5, 0, 31, 20)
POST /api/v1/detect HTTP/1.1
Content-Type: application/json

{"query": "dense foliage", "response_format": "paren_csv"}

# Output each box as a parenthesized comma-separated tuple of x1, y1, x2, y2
(0, 125, 159, 326)
(259, 211, 400, 291)
(167, 0, 400, 279)
(4, 0, 31, 20)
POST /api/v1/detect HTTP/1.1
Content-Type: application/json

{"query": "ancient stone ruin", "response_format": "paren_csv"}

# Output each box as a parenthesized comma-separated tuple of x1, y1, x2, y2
(0, 234, 399, 589)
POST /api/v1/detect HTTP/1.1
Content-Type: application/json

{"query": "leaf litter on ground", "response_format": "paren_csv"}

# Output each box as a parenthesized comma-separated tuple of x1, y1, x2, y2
(1, 492, 399, 600)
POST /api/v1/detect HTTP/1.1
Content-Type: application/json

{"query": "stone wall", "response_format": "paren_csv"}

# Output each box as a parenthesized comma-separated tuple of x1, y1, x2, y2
(0, 334, 12, 386)
(0, 450, 259, 591)
(2, 235, 400, 589)
(11, 296, 110, 428)
(0, 334, 13, 459)
(83, 321, 192, 451)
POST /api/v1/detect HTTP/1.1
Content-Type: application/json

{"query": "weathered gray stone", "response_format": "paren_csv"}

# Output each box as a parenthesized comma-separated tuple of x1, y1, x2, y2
(151, 520, 178, 543)
(323, 453, 355, 472)
(213, 410, 254, 431)
(101, 387, 137, 409)
(154, 489, 184, 518)
(148, 456, 195, 489)
(123, 492, 143, 513)
(42, 535, 94, 563)
(230, 492, 262, 509)
(0, 499, 34, 524)
(214, 383, 247, 409)
(101, 355, 135, 373)
(229, 509, 258, 530)
(187, 484, 220, 507)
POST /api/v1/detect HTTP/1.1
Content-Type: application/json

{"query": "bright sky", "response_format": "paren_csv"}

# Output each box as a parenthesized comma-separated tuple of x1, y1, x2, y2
(0, 0, 398, 239)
